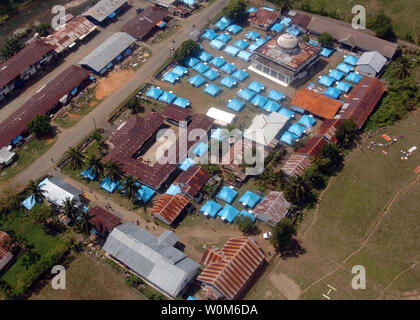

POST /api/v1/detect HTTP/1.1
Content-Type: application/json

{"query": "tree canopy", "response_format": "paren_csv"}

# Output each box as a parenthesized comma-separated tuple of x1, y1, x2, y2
(222, 0, 248, 23)
(234, 215, 255, 234)
(318, 32, 334, 48)
(336, 119, 359, 149)
(28, 114, 52, 138)
(1, 36, 24, 60)
(173, 40, 201, 64)
(368, 11, 394, 40)
(270, 218, 296, 251)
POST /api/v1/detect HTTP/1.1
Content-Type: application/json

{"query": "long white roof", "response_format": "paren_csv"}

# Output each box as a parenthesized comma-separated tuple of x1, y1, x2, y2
(206, 107, 236, 126)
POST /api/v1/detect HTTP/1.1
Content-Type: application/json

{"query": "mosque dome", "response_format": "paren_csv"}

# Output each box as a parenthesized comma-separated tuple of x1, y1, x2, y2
(277, 33, 298, 50)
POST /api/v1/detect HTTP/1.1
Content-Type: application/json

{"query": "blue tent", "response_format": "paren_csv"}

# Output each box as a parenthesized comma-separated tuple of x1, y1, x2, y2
(216, 33, 231, 44)
(224, 45, 240, 56)
(324, 87, 341, 99)
(267, 89, 285, 101)
(218, 204, 239, 223)
(166, 184, 181, 195)
(21, 194, 36, 210)
(158, 91, 177, 104)
(291, 105, 305, 114)
(188, 74, 206, 87)
(344, 55, 359, 66)
(227, 99, 245, 112)
(210, 39, 225, 50)
(239, 190, 261, 208)
(251, 94, 269, 108)
(278, 107, 295, 119)
(319, 75, 335, 87)
(248, 42, 262, 51)
(178, 157, 196, 171)
(197, 50, 213, 62)
(182, 0, 195, 6)
(245, 30, 260, 41)
(236, 88, 255, 101)
(298, 115, 316, 128)
(336, 62, 353, 74)
(220, 76, 237, 88)
(329, 69, 345, 81)
(346, 72, 363, 84)
(172, 65, 188, 77)
(239, 210, 255, 222)
(200, 200, 222, 218)
(145, 87, 163, 99)
(215, 16, 231, 31)
(264, 100, 281, 112)
(209, 56, 226, 68)
(234, 39, 249, 50)
(287, 26, 301, 36)
(247, 6, 258, 13)
(280, 131, 299, 145)
(232, 69, 249, 81)
(335, 81, 352, 93)
(248, 81, 265, 93)
(204, 83, 222, 96)
(184, 56, 199, 67)
(210, 127, 224, 141)
(162, 71, 179, 84)
(220, 62, 236, 74)
(100, 177, 120, 193)
(80, 166, 96, 181)
(173, 96, 190, 108)
(187, 296, 197, 300)
(309, 40, 319, 46)
(237, 50, 252, 61)
(137, 185, 155, 203)
(288, 123, 306, 137)
(271, 23, 284, 33)
(320, 47, 333, 57)
(193, 142, 208, 156)
(280, 17, 291, 26)
(203, 69, 220, 81)
(227, 24, 242, 34)
(193, 62, 210, 74)
(202, 28, 218, 40)
(216, 186, 238, 204)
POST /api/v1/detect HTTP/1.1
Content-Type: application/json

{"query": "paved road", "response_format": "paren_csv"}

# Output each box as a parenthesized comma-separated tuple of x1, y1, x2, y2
(8, 0, 227, 189)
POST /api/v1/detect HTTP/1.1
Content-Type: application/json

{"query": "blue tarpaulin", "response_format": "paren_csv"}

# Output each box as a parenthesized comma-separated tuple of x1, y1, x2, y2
(197, 50, 213, 62)
(248, 81, 265, 93)
(329, 69, 345, 81)
(137, 185, 155, 203)
(217, 204, 239, 223)
(239, 210, 255, 222)
(288, 123, 306, 137)
(210, 127, 224, 141)
(216, 186, 238, 204)
(188, 74, 206, 87)
(264, 100, 281, 112)
(158, 91, 177, 103)
(335, 81, 352, 93)
(239, 191, 261, 208)
(215, 16, 231, 31)
(245, 30, 260, 41)
(146, 87, 163, 99)
(187, 296, 197, 300)
(203, 69, 220, 81)
(280, 131, 299, 145)
(216, 33, 231, 44)
(108, 12, 116, 19)
(204, 83, 222, 96)
(21, 194, 36, 210)
(320, 47, 333, 57)
(12, 135, 23, 145)
(344, 55, 359, 66)
(184, 56, 199, 67)
(162, 71, 179, 84)
(173, 96, 190, 108)
(324, 87, 341, 99)
(157, 21, 167, 28)
(70, 87, 78, 95)
(247, 6, 258, 13)
(200, 200, 222, 218)
(220, 76, 238, 88)
(220, 62, 236, 74)
(319, 75, 335, 87)
(193, 142, 208, 156)
(336, 63, 353, 74)
(278, 107, 295, 119)
(234, 39, 249, 50)
(193, 62, 210, 74)
(280, 17, 291, 26)
(298, 115, 316, 128)
(251, 94, 269, 108)
(267, 89, 285, 101)
(287, 26, 301, 36)
(100, 177, 120, 193)
(178, 157, 195, 171)
(209, 56, 226, 68)
(210, 39, 225, 50)
(262, 6, 275, 11)
(291, 105, 305, 114)
(271, 23, 284, 33)
(227, 24, 242, 34)
(309, 40, 319, 46)
(224, 45, 240, 56)
(346, 72, 363, 84)
(172, 65, 188, 77)
(202, 29, 218, 40)
(166, 184, 181, 195)
(232, 69, 249, 81)
(236, 88, 255, 101)
(227, 99, 245, 112)
(237, 50, 252, 61)
(182, 0, 195, 6)
(80, 166, 96, 181)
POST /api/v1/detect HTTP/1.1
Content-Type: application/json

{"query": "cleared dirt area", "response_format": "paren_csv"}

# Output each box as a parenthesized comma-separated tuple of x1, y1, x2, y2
(95, 69, 134, 100)
(270, 273, 301, 300)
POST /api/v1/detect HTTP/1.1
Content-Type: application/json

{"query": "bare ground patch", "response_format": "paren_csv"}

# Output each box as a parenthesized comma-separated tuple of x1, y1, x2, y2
(269, 273, 301, 300)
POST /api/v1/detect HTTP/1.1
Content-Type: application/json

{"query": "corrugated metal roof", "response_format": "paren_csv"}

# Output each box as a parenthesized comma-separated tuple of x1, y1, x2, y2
(281, 154, 311, 177)
(83, 0, 127, 23)
(315, 119, 342, 143)
(79, 32, 135, 72)
(197, 237, 265, 300)
(248, 8, 279, 29)
(254, 191, 291, 225)
(163, 104, 191, 122)
(89, 206, 121, 234)
(291, 88, 343, 119)
(0, 231, 12, 260)
(356, 51, 387, 73)
(151, 193, 190, 225)
(175, 165, 211, 198)
(121, 6, 168, 39)
(244, 112, 289, 146)
(291, 14, 311, 29)
(103, 222, 200, 297)
(296, 136, 328, 158)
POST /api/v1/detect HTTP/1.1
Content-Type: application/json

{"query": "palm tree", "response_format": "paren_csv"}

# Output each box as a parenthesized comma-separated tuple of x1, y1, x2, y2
(66, 147, 84, 170)
(121, 175, 138, 200)
(104, 160, 124, 182)
(88, 155, 104, 178)
(284, 176, 313, 206)
(60, 197, 79, 222)
(77, 210, 94, 236)
(27, 180, 45, 203)
(279, 0, 294, 15)
(394, 57, 411, 79)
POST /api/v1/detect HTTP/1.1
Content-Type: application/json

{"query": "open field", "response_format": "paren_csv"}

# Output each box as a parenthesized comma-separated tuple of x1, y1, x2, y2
(247, 108, 420, 300)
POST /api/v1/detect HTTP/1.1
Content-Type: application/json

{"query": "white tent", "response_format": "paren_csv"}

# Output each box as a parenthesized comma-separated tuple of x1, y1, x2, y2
(206, 107, 236, 127)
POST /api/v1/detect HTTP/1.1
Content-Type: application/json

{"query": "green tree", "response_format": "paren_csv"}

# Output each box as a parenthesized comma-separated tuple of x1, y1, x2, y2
(394, 57, 411, 80)
(66, 147, 84, 170)
(122, 175, 138, 200)
(27, 179, 45, 203)
(126, 97, 145, 114)
(104, 160, 124, 182)
(1, 36, 24, 60)
(173, 39, 201, 64)
(60, 197, 79, 222)
(200, 163, 221, 175)
(320, 143, 343, 172)
(222, 0, 248, 23)
(35, 23, 51, 37)
(88, 155, 104, 178)
(318, 32, 334, 48)
(234, 214, 255, 234)
(368, 11, 394, 39)
(284, 176, 314, 207)
(28, 114, 52, 138)
(125, 275, 142, 288)
(77, 210, 94, 236)
(303, 164, 325, 190)
(271, 0, 295, 15)
(30, 203, 53, 224)
(269, 218, 296, 251)
(336, 119, 359, 149)
(22, 251, 40, 270)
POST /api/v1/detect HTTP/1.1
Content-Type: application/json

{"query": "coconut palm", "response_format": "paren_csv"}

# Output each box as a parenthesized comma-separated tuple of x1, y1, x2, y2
(60, 197, 79, 222)
(394, 57, 411, 79)
(284, 176, 313, 206)
(104, 160, 124, 182)
(66, 147, 84, 170)
(88, 155, 104, 178)
(27, 180, 45, 203)
(121, 175, 138, 200)
(77, 210, 94, 236)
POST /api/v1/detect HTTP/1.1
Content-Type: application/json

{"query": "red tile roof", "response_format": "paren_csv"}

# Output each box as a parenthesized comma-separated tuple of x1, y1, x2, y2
(291, 88, 343, 119)
(281, 154, 311, 177)
(151, 193, 190, 225)
(89, 206, 121, 234)
(339, 77, 386, 128)
(0, 231, 12, 260)
(296, 136, 329, 158)
(0, 65, 90, 148)
(0, 39, 55, 89)
(121, 6, 168, 39)
(315, 119, 342, 143)
(198, 237, 265, 300)
(248, 8, 279, 29)
(253, 191, 291, 225)
(163, 104, 191, 123)
(174, 165, 210, 198)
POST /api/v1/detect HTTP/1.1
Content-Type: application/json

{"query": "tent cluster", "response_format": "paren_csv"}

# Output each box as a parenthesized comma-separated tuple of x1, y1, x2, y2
(145, 86, 190, 108)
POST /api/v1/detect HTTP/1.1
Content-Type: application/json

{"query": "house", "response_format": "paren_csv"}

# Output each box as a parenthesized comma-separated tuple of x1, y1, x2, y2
(248, 8, 279, 30)
(103, 222, 200, 298)
(39, 176, 82, 207)
(89, 206, 121, 237)
(291, 88, 343, 119)
(0, 231, 14, 273)
(290, 13, 311, 31)
(250, 33, 321, 86)
(121, 6, 169, 40)
(337, 77, 386, 128)
(79, 32, 136, 75)
(0, 147, 16, 167)
(151, 193, 191, 225)
(307, 16, 398, 59)
(197, 237, 265, 300)
(355, 51, 387, 77)
(41, 14, 98, 54)
(315, 119, 342, 143)
(296, 136, 329, 158)
(83, 0, 128, 25)
(0, 39, 55, 101)
(253, 191, 291, 225)
(281, 154, 312, 177)
(162, 103, 191, 126)
(0, 65, 91, 149)
(174, 165, 211, 201)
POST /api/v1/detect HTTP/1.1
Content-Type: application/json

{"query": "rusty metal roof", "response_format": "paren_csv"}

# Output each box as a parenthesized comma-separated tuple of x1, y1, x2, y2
(175, 165, 211, 198)
(89, 206, 121, 234)
(291, 88, 343, 119)
(0, 231, 12, 260)
(291, 14, 311, 29)
(151, 193, 190, 225)
(253, 191, 291, 225)
(281, 154, 311, 177)
(297, 136, 329, 158)
(315, 119, 342, 143)
(197, 237, 265, 300)
(163, 104, 191, 123)
(248, 8, 279, 29)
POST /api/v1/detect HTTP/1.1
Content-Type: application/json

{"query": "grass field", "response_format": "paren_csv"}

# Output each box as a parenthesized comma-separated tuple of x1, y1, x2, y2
(246, 108, 420, 300)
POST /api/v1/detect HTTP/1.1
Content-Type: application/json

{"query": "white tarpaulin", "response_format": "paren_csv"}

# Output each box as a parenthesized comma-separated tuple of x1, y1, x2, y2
(206, 107, 236, 126)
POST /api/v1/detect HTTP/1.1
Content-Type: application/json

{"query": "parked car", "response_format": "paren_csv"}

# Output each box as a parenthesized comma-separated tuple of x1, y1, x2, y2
(263, 232, 272, 240)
